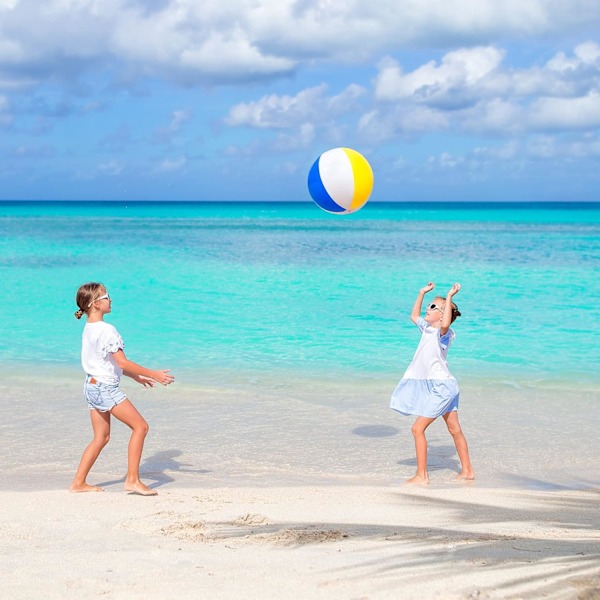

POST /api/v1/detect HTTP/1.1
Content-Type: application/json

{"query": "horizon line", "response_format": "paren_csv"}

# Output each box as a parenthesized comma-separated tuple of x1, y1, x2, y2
(1, 199, 599, 205)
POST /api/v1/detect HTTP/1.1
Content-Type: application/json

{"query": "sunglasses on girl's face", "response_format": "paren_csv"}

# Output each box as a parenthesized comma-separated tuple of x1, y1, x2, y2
(427, 303, 444, 312)
(87, 294, 111, 308)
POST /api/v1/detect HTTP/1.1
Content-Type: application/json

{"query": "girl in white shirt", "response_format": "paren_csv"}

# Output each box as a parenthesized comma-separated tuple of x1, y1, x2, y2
(71, 282, 174, 495)
(390, 282, 474, 484)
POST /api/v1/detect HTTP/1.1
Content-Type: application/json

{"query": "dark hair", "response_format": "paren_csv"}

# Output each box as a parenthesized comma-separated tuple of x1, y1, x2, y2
(434, 296, 461, 323)
(74, 282, 104, 319)
(449, 301, 461, 323)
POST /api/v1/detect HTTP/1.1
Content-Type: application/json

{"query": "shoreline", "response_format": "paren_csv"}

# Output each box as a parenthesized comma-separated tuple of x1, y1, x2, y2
(3, 368, 599, 494)
(1, 484, 598, 599)
(3, 359, 598, 392)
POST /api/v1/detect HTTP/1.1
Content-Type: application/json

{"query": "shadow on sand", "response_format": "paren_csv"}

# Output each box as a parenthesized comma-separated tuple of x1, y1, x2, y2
(160, 485, 600, 598)
(97, 449, 210, 490)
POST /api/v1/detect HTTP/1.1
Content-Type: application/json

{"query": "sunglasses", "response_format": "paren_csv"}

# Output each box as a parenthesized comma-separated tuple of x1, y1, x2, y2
(427, 303, 444, 313)
(88, 294, 111, 308)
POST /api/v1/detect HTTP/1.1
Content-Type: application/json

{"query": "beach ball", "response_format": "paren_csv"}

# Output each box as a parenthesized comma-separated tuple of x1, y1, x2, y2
(307, 147, 374, 214)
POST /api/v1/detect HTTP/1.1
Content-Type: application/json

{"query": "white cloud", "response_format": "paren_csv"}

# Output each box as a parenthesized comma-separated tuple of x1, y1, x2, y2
(548, 42, 600, 72)
(474, 140, 519, 160)
(574, 41, 600, 64)
(225, 83, 366, 129)
(0, 0, 18, 11)
(167, 110, 191, 132)
(358, 105, 449, 141)
(154, 108, 192, 142)
(366, 41, 600, 139)
(0, 0, 598, 196)
(272, 123, 316, 151)
(0, 0, 599, 89)
(158, 156, 187, 171)
(225, 85, 327, 129)
(0, 94, 12, 126)
(97, 160, 125, 176)
(438, 152, 465, 168)
(471, 133, 600, 163)
(459, 99, 524, 134)
(375, 42, 600, 107)
(530, 92, 600, 129)
(375, 47, 504, 104)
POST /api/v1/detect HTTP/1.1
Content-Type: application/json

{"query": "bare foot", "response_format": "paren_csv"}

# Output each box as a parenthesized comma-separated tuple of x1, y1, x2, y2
(404, 474, 429, 485)
(124, 482, 158, 496)
(69, 483, 104, 493)
(456, 471, 475, 481)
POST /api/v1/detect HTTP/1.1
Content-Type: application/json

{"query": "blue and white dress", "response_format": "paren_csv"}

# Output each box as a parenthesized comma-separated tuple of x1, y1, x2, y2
(390, 317, 459, 418)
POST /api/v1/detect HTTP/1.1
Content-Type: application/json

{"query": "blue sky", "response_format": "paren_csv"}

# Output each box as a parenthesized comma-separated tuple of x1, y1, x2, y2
(1, 0, 599, 202)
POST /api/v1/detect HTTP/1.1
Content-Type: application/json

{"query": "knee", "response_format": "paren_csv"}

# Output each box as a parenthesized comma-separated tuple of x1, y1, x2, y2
(411, 423, 425, 437)
(446, 422, 462, 437)
(135, 420, 149, 436)
(95, 433, 110, 447)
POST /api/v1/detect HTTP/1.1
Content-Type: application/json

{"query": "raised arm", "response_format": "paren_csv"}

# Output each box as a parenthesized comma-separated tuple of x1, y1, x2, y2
(112, 349, 175, 386)
(410, 282, 435, 324)
(440, 282, 461, 336)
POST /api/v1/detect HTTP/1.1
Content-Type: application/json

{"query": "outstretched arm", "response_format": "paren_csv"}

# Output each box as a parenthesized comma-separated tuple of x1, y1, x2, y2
(410, 282, 435, 324)
(125, 373, 156, 388)
(440, 283, 461, 335)
(112, 349, 175, 386)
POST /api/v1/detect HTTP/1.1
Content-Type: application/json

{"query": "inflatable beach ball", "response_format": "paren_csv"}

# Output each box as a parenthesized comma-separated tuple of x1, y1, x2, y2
(307, 147, 374, 214)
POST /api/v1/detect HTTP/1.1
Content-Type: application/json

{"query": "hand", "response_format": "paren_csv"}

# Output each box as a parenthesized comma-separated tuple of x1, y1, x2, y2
(133, 375, 156, 388)
(153, 369, 175, 386)
(420, 282, 435, 294)
(447, 282, 461, 297)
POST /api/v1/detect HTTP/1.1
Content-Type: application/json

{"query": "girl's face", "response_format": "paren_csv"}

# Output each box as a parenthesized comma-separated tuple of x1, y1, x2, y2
(90, 286, 112, 315)
(424, 297, 445, 326)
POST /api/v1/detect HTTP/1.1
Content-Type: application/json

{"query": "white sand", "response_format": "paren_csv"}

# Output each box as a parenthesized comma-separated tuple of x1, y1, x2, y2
(1, 485, 599, 599)
(2, 368, 599, 598)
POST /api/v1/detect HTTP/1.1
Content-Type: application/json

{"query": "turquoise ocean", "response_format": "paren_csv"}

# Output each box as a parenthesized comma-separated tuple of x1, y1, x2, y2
(1, 201, 599, 384)
(1, 201, 599, 491)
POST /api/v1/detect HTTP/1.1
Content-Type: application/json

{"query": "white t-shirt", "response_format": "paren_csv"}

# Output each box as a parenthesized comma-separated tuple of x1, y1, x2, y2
(81, 321, 125, 385)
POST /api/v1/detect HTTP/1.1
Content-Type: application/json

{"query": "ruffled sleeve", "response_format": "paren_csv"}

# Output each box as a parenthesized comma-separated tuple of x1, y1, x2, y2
(99, 325, 124, 357)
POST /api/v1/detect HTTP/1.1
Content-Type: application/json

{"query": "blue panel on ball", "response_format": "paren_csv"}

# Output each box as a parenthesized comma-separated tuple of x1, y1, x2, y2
(307, 158, 346, 213)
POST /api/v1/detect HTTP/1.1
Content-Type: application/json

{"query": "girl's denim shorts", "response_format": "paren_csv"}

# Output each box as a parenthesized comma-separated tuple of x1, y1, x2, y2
(84, 376, 127, 412)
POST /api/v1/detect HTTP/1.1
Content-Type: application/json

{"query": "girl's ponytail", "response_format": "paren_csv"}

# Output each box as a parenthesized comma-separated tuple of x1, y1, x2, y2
(450, 303, 461, 323)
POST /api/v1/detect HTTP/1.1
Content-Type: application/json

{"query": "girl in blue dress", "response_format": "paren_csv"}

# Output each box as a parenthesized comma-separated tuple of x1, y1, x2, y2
(390, 282, 474, 484)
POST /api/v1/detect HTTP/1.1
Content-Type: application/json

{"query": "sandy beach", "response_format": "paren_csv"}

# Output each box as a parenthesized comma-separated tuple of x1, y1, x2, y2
(1, 484, 599, 599)
(1, 368, 599, 599)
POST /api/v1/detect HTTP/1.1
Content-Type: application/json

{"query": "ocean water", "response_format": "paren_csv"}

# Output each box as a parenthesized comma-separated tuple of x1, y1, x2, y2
(1, 201, 599, 491)
(1, 201, 598, 385)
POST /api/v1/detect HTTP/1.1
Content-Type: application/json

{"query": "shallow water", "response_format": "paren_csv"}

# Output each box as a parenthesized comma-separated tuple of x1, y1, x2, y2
(2, 366, 598, 492)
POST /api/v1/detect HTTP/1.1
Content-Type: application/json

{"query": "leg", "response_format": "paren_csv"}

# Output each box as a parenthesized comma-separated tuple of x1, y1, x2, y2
(406, 416, 436, 484)
(443, 411, 475, 480)
(70, 409, 111, 492)
(110, 399, 156, 496)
